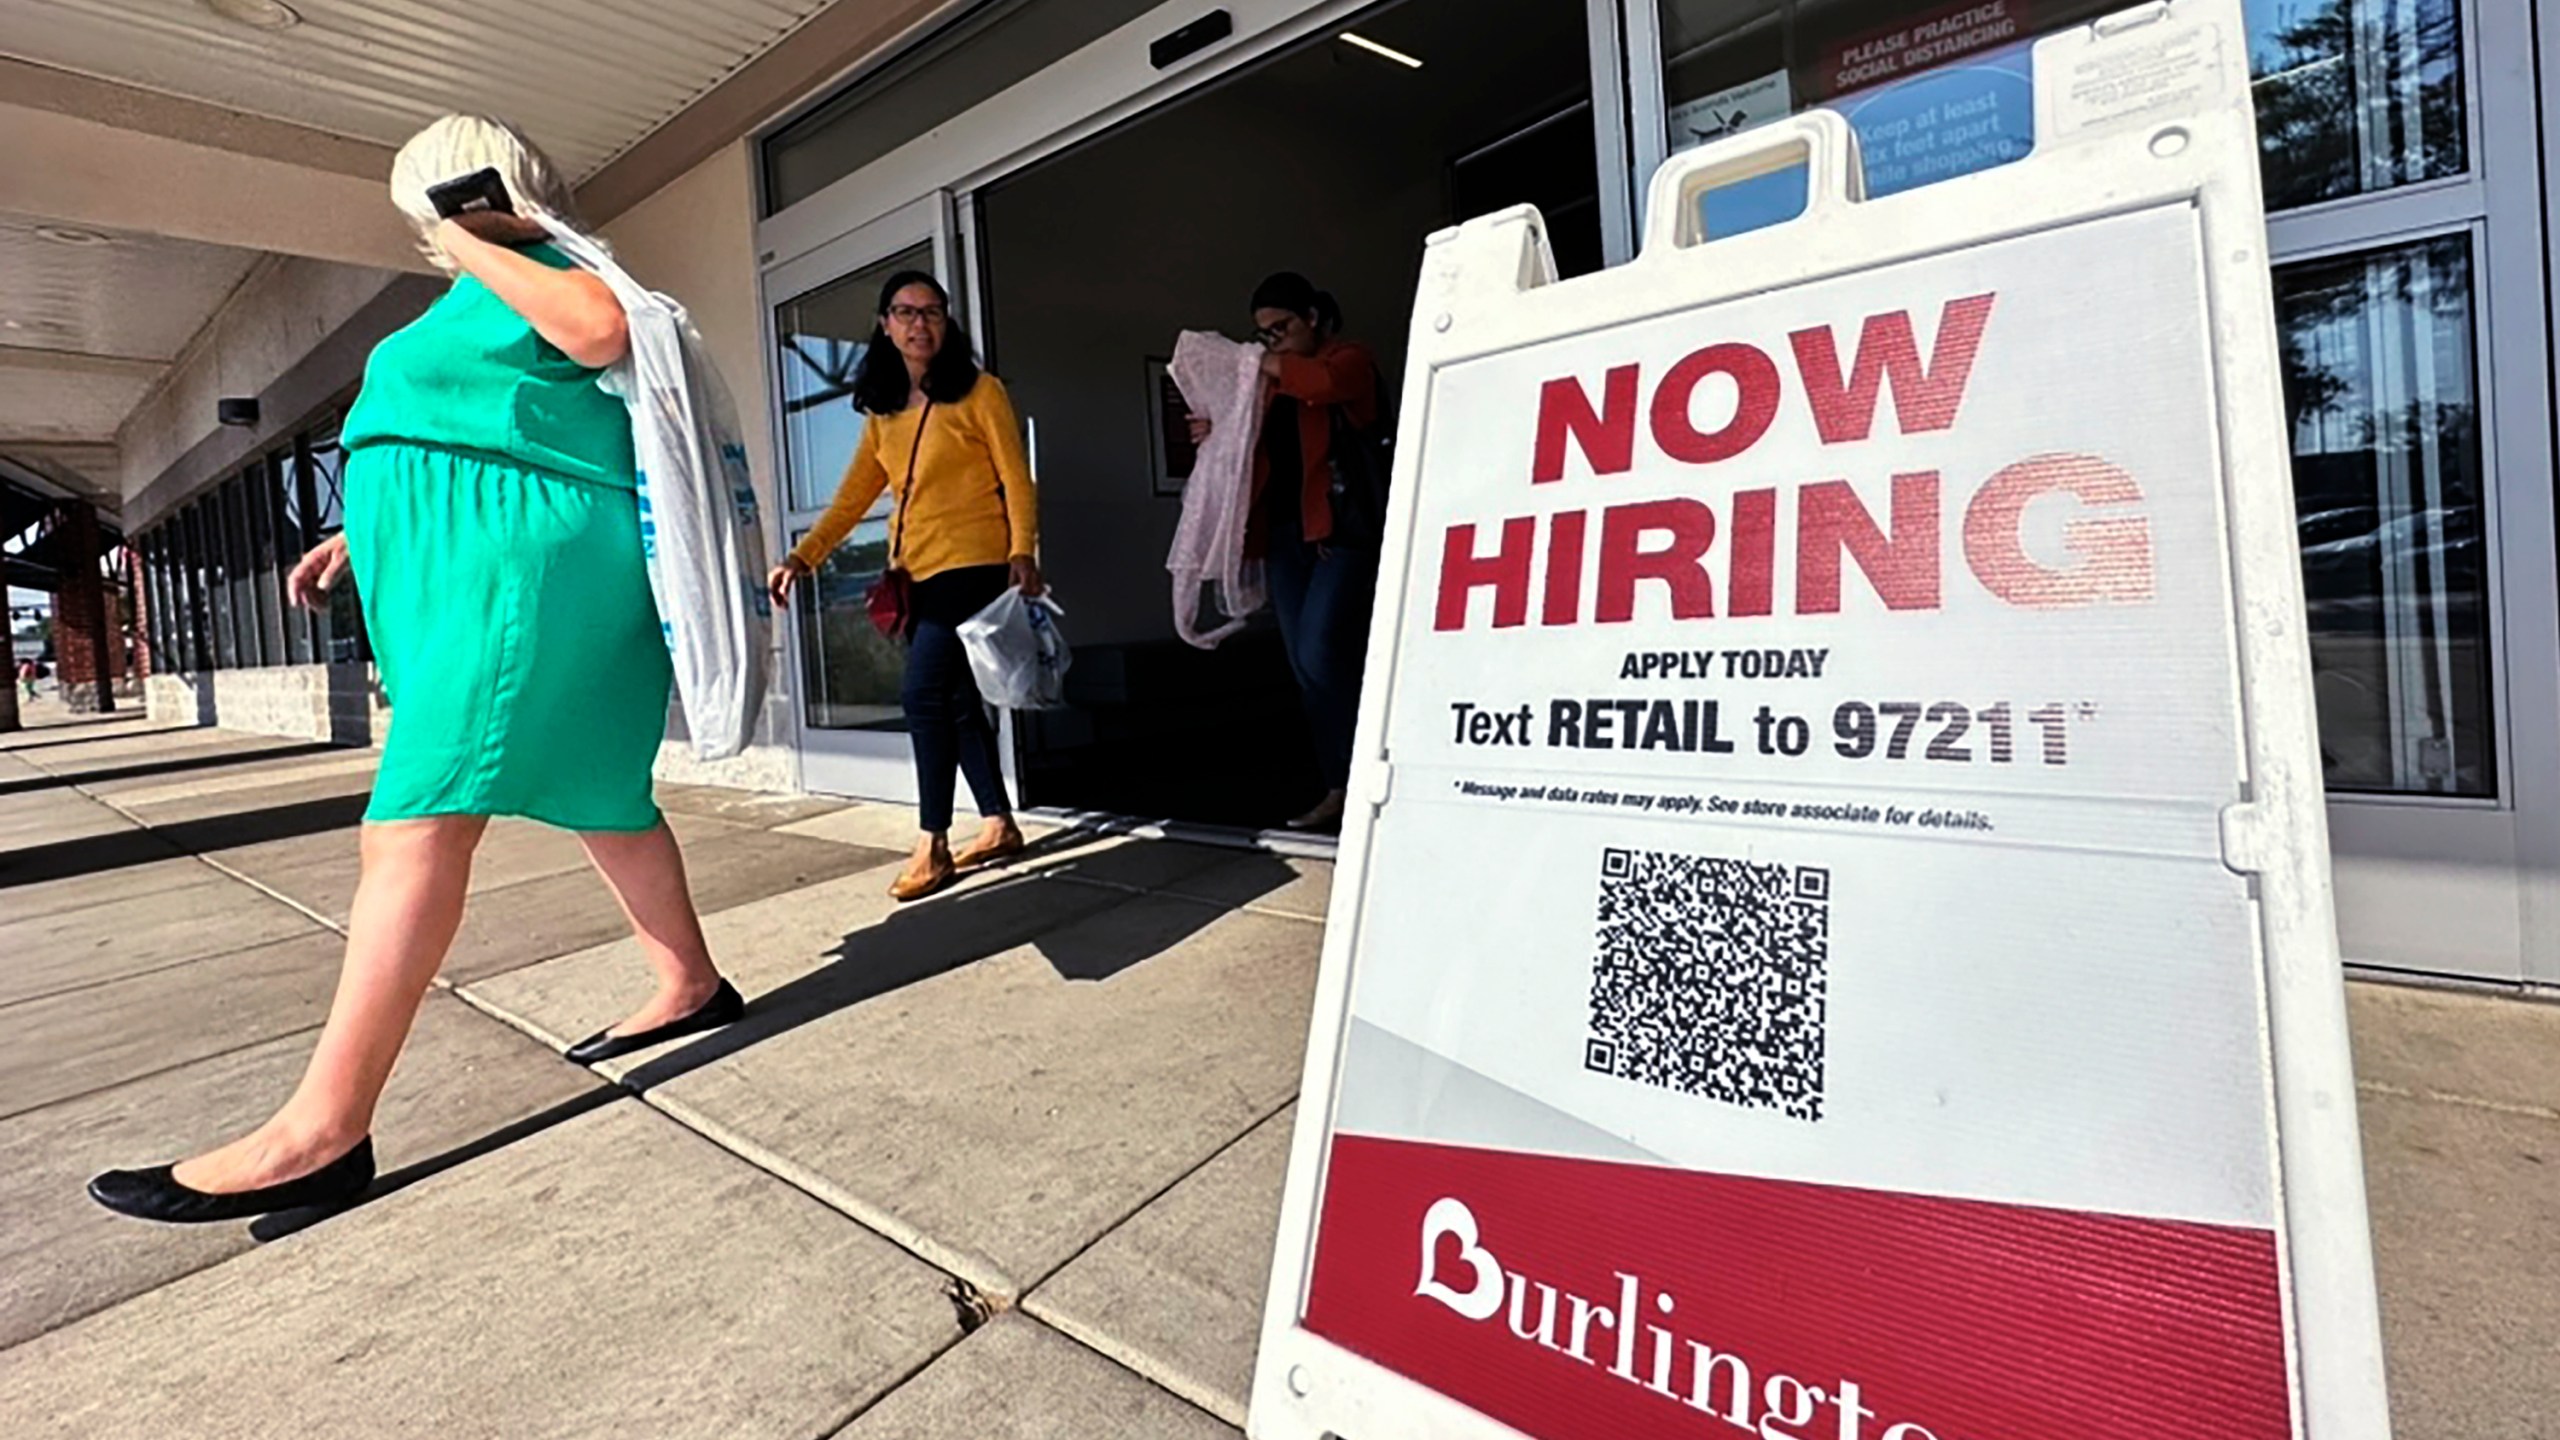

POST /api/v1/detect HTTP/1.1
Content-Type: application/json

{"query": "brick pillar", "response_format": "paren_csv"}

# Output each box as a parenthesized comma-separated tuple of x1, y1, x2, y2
(53, 502, 116, 715)
(125, 544, 151, 682)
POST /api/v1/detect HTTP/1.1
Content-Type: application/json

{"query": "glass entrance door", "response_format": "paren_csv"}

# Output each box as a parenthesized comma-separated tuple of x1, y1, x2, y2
(768, 193, 963, 801)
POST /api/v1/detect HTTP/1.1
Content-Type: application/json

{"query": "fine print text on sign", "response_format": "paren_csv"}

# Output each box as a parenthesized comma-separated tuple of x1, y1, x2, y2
(1296, 205, 2300, 1440)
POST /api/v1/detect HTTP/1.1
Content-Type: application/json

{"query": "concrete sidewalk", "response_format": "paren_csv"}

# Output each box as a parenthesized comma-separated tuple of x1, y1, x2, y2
(0, 709, 2553, 1438)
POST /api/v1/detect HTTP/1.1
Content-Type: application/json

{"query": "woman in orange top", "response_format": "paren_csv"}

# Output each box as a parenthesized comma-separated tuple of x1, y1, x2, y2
(769, 272, 1040, 901)
(1191, 272, 1385, 832)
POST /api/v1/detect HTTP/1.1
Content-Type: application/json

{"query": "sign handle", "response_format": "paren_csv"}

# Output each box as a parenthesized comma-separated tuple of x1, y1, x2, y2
(1639, 108, 1865, 257)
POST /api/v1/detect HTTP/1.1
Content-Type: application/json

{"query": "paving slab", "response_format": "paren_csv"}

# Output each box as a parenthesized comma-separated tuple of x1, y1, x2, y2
(639, 892, 1318, 1297)
(102, 764, 379, 827)
(0, 795, 148, 850)
(1021, 833, 1253, 896)
(438, 827, 902, 984)
(0, 932, 342, 1119)
(0, 879, 321, 1006)
(656, 782, 850, 829)
(2349, 980, 2560, 1114)
(25, 742, 356, 804)
(833, 1314, 1239, 1440)
(0, 1102, 963, 1440)
(86, 753, 380, 811)
(208, 816, 593, 920)
(2360, 1089, 2560, 1440)
(458, 858, 1122, 1067)
(0, 993, 603, 1350)
(208, 810, 774, 932)
(1159, 852, 1334, 923)
(775, 802, 1057, 851)
(1025, 1105, 1294, 1423)
(0, 723, 224, 767)
(2, 736, 324, 797)
(0, 853, 215, 924)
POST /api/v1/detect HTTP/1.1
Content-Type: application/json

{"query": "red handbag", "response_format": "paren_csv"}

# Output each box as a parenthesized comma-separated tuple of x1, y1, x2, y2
(863, 400, 934, 639)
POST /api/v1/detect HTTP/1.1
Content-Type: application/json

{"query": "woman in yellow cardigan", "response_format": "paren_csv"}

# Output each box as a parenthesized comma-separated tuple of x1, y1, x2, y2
(769, 271, 1039, 901)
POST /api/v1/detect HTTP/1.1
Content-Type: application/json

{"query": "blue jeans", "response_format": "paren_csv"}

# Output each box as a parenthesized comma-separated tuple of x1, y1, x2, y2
(905, 566, 1013, 833)
(1266, 531, 1376, 791)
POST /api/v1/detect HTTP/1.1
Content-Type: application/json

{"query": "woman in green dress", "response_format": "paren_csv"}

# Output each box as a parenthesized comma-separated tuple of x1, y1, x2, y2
(89, 116, 744, 1224)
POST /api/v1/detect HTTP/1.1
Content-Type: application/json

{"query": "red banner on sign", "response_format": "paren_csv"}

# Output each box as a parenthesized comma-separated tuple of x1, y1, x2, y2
(1822, 0, 2032, 96)
(1305, 1133, 2289, 1440)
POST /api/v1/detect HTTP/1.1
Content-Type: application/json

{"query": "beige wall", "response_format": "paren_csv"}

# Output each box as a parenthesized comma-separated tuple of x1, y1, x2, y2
(118, 256, 403, 502)
(596, 140, 777, 516)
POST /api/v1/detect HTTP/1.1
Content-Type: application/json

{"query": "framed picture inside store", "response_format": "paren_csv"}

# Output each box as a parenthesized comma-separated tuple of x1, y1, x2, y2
(1143, 356, 1195, 496)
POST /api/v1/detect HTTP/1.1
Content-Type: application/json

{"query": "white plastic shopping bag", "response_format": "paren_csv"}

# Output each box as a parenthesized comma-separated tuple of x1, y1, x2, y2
(536, 215, 771, 761)
(958, 587, 1072, 711)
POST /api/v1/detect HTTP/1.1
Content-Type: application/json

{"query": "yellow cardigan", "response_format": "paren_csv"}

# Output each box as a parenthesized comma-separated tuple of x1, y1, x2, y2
(790, 372, 1039, 581)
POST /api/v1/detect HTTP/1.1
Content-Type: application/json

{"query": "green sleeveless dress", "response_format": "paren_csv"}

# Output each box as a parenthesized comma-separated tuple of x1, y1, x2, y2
(340, 243, 669, 831)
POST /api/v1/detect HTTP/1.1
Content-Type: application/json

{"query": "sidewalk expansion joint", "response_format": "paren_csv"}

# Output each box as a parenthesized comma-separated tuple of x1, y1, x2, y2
(2356, 1078, 2560, 1123)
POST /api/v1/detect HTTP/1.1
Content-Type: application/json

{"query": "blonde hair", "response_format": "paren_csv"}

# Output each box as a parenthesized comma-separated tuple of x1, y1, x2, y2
(389, 114, 582, 271)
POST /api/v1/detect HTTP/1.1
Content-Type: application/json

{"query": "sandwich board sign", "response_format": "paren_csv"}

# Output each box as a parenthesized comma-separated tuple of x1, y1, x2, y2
(1249, 3, 2391, 1438)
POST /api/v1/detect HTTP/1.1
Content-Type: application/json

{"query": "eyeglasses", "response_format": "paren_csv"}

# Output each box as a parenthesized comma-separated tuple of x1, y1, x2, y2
(887, 304, 948, 326)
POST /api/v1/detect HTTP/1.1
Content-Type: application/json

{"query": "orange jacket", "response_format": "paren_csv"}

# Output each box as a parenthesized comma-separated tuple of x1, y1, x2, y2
(1248, 339, 1381, 552)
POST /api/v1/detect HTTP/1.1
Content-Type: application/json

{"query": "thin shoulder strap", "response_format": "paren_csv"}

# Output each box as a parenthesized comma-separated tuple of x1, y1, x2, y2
(889, 398, 934, 568)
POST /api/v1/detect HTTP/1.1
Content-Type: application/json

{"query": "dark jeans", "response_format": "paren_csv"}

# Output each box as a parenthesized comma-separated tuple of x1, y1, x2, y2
(1266, 528, 1377, 791)
(905, 565, 1014, 833)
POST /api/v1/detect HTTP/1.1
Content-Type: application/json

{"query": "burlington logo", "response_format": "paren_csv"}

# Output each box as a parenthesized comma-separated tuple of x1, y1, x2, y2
(1416, 1197, 1506, 1320)
(1415, 1196, 1960, 1440)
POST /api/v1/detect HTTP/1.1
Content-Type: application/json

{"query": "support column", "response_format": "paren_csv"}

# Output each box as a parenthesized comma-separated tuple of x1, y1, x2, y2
(0, 613, 18, 733)
(53, 502, 116, 714)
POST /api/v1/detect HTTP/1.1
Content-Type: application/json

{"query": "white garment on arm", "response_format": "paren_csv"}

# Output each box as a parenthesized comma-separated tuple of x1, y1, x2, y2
(1166, 330, 1269, 648)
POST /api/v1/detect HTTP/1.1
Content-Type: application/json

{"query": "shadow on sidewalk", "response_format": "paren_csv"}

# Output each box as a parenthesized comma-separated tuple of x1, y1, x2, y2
(0, 793, 370, 887)
(0, 713, 150, 742)
(619, 830, 1297, 1094)
(249, 1088, 627, 1244)
(0, 741, 348, 798)
(0, 728, 185, 757)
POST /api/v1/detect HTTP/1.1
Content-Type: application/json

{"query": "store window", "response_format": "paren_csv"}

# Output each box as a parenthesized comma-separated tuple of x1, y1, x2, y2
(2275, 235, 2489, 796)
(136, 408, 368, 675)
(304, 423, 369, 665)
(241, 459, 287, 667)
(221, 479, 257, 666)
(271, 446, 316, 664)
(140, 533, 170, 674)
(2245, 0, 2465, 209)
(761, 0, 1168, 215)
(165, 517, 197, 674)
(199, 498, 235, 669)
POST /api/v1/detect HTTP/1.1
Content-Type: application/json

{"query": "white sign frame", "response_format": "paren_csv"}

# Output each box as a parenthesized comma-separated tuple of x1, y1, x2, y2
(1250, 2, 2388, 1437)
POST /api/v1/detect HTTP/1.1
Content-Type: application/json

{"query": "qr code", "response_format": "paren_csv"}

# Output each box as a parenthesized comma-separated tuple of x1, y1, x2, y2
(1585, 847, 1829, 1122)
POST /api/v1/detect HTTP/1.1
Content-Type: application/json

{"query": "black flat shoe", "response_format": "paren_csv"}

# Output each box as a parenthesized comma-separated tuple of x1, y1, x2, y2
(88, 1138, 375, 1224)
(565, 978, 744, 1066)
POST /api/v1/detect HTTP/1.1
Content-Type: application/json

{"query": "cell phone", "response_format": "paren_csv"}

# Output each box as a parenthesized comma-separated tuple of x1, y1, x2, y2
(427, 167, 514, 220)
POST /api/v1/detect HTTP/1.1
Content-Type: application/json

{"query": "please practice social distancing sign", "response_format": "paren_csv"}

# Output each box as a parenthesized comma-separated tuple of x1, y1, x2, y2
(1252, 3, 2389, 1439)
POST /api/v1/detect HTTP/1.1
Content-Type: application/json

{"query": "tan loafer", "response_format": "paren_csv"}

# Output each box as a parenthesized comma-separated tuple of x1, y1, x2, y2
(952, 828, 1026, 871)
(888, 857, 956, 903)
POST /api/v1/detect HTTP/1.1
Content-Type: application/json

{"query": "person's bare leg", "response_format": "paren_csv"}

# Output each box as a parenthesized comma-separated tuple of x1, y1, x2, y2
(171, 815, 486, 1193)
(582, 822, 723, 1035)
